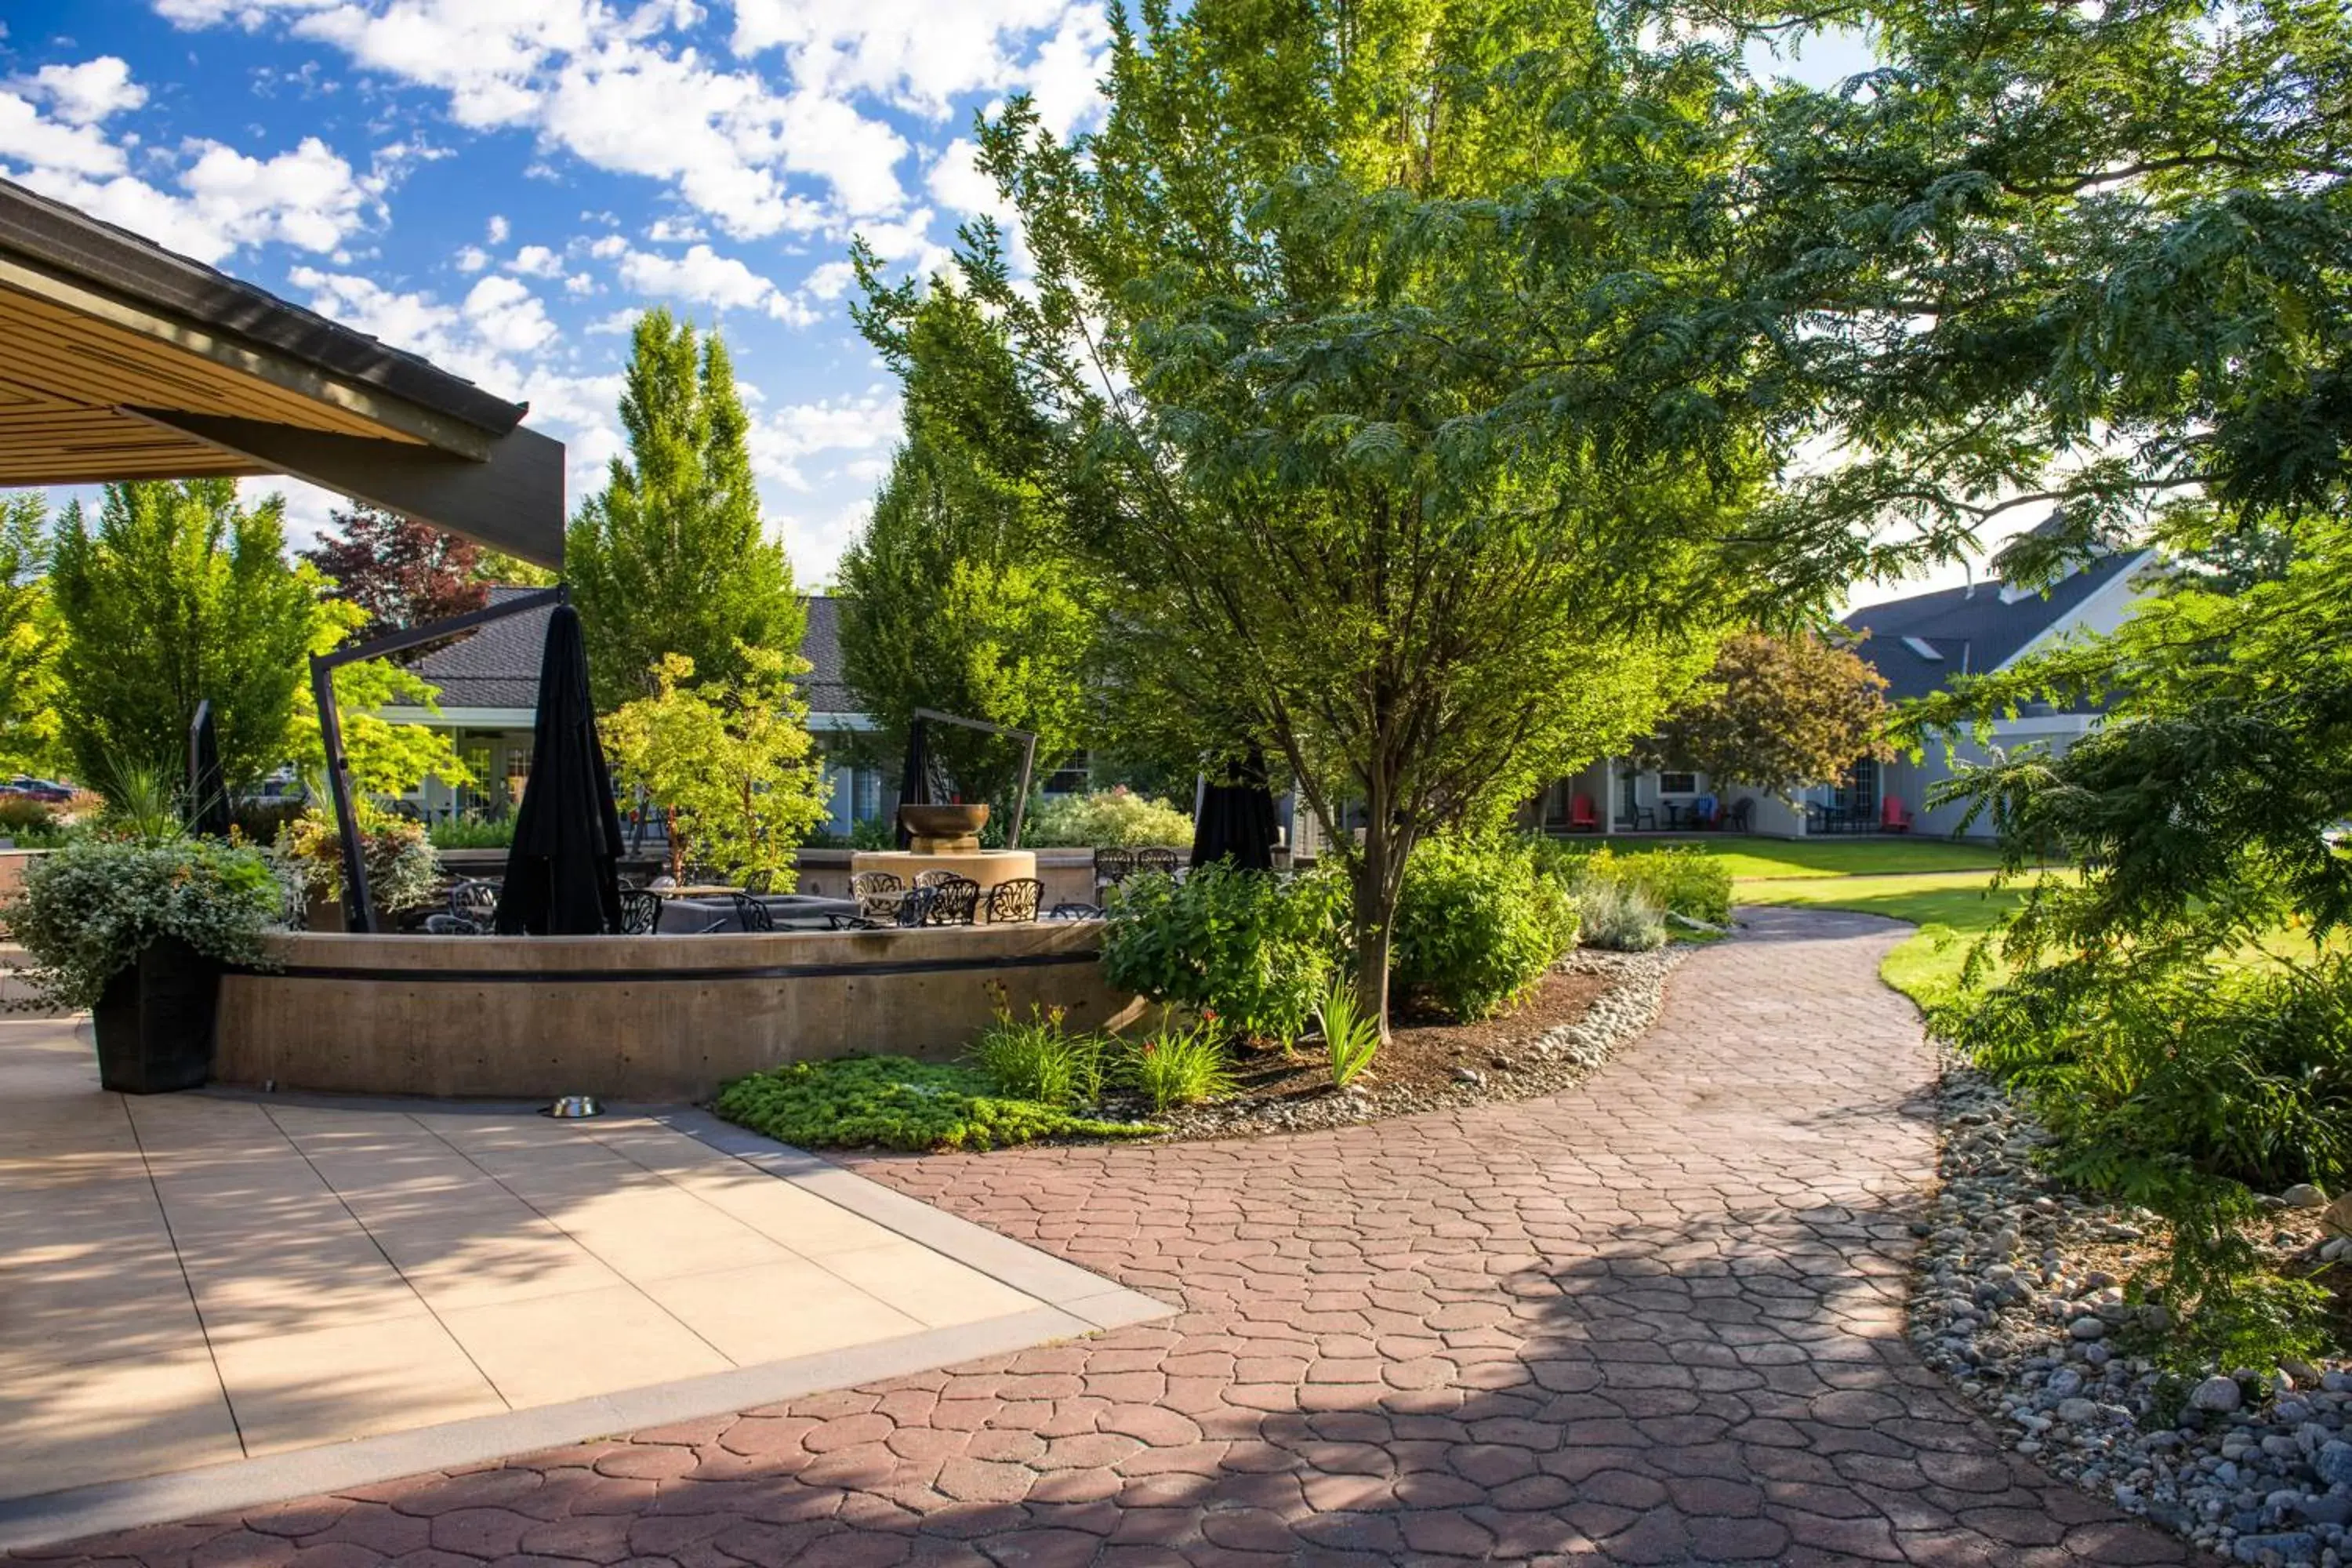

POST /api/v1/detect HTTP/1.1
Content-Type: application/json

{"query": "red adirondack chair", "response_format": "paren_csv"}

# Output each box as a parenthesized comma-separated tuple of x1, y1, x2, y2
(1568, 793, 1600, 833)
(1880, 794, 1915, 833)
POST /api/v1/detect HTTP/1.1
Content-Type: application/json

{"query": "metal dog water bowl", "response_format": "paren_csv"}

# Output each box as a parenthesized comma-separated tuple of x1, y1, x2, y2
(543, 1094, 603, 1120)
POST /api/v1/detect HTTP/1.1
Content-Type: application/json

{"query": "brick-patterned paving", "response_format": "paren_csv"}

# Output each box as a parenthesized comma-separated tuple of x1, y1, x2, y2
(18, 907, 2196, 1566)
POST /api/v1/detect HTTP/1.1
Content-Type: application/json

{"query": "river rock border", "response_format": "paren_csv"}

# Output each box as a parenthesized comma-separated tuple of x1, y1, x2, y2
(1912, 1047, 2352, 1566)
(1138, 943, 1685, 1142)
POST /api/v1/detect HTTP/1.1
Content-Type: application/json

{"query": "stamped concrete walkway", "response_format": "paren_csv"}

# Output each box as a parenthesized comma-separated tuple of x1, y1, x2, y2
(16, 908, 2194, 1566)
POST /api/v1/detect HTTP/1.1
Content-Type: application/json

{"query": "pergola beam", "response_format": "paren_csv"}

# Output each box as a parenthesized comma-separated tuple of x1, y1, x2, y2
(129, 409, 566, 569)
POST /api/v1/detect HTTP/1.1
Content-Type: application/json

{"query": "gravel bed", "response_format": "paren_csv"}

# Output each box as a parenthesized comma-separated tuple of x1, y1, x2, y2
(1915, 1047, 2352, 1566)
(1124, 944, 1685, 1142)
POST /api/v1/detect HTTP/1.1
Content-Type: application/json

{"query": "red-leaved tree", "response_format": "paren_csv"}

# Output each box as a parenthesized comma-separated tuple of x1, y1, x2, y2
(300, 503, 488, 640)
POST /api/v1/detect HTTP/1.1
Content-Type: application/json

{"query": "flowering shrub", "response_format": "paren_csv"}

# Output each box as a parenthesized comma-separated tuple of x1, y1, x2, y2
(1023, 787, 1195, 848)
(274, 807, 441, 915)
(1, 836, 282, 1011)
(968, 984, 1109, 1107)
(1121, 1011, 1233, 1109)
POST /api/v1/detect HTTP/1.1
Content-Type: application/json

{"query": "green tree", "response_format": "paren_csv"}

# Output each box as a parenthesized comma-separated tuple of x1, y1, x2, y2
(288, 596, 474, 799)
(1642, 631, 1891, 799)
(567, 310, 804, 710)
(838, 284, 1094, 807)
(604, 647, 829, 888)
(48, 481, 317, 793)
(1722, 0, 2352, 593)
(0, 493, 61, 774)
(862, 0, 1770, 1032)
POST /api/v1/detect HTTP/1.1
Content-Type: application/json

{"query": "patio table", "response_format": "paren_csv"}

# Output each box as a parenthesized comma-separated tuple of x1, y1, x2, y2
(655, 894, 862, 934)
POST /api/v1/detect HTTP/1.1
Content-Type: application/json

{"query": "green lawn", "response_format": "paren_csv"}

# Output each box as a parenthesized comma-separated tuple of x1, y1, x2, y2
(1736, 867, 2332, 1010)
(1735, 869, 2031, 1008)
(1590, 834, 2010, 880)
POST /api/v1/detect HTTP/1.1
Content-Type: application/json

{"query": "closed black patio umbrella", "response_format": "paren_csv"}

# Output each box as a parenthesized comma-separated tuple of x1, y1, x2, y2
(894, 717, 934, 849)
(1190, 746, 1279, 871)
(494, 604, 623, 935)
(186, 699, 231, 838)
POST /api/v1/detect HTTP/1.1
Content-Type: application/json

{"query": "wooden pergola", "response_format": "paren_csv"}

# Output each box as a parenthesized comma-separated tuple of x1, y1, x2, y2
(0, 175, 568, 927)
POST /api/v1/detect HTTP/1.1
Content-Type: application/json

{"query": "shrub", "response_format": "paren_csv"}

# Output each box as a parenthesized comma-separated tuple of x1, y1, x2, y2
(1122, 1013, 1234, 1109)
(1316, 975, 1380, 1089)
(1539, 840, 1732, 926)
(428, 815, 515, 850)
(0, 795, 71, 847)
(714, 1055, 1156, 1152)
(1943, 953, 2352, 1371)
(1576, 879, 1668, 951)
(1024, 787, 1195, 848)
(1392, 833, 1580, 1019)
(1616, 847, 1733, 926)
(1, 834, 283, 1011)
(274, 807, 441, 914)
(1101, 862, 1347, 1045)
(969, 994, 1107, 1107)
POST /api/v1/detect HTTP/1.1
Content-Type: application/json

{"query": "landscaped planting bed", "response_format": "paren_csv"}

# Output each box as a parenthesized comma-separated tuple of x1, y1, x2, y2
(711, 942, 1685, 1153)
(1131, 946, 1681, 1140)
(1916, 1049, 2352, 1566)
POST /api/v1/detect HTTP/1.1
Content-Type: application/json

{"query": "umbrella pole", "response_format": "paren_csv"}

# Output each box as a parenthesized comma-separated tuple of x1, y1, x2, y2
(311, 655, 378, 932)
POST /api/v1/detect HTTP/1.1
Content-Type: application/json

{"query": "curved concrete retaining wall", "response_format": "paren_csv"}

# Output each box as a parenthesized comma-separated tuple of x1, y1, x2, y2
(216, 921, 1138, 1102)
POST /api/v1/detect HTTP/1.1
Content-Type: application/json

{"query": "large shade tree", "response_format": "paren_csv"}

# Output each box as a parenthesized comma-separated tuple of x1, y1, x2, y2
(840, 281, 1095, 808)
(862, 0, 1792, 1032)
(567, 310, 804, 710)
(1642, 631, 1890, 799)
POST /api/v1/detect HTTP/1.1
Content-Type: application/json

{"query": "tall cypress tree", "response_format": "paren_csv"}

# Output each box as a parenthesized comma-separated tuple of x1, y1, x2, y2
(566, 310, 804, 709)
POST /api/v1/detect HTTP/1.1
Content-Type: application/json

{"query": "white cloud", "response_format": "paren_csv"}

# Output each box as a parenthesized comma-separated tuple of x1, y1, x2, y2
(0, 54, 383, 265)
(615, 239, 829, 325)
(486, 212, 510, 243)
(746, 387, 901, 492)
(507, 243, 564, 277)
(0, 89, 126, 178)
(455, 244, 491, 272)
(152, 2, 1110, 241)
(802, 260, 856, 300)
(926, 136, 1000, 218)
(463, 274, 557, 355)
(24, 56, 147, 124)
(645, 215, 706, 242)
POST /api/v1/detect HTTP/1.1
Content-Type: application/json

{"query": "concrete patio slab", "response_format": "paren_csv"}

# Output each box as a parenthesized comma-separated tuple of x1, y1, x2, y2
(0, 1017, 1170, 1551)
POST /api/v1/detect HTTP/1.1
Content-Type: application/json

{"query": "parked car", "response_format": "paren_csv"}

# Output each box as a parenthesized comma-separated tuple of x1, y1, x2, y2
(2, 775, 73, 803)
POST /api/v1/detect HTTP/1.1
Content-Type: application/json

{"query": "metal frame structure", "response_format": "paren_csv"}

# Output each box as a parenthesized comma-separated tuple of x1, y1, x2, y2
(910, 707, 1038, 849)
(311, 586, 567, 931)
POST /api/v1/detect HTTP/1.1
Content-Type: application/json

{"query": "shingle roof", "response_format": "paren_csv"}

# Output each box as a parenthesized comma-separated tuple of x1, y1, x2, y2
(1839, 552, 2148, 704)
(405, 589, 862, 716)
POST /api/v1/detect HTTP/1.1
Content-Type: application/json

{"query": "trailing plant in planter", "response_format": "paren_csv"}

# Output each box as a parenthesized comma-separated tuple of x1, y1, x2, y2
(1, 832, 282, 1091)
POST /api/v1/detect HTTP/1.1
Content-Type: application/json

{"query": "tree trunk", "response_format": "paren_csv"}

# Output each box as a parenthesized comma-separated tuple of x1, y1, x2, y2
(1352, 863, 1396, 1044)
(1352, 774, 1407, 1042)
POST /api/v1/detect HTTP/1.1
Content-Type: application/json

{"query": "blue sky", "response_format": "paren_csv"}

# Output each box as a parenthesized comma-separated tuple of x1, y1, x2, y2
(0, 4, 1933, 603)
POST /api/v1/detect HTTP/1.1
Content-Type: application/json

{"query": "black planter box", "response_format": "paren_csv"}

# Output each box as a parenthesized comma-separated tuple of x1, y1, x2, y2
(91, 935, 220, 1094)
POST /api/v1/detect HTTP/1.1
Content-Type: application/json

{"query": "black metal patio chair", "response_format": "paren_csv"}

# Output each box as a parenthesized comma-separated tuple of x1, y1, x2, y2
(985, 877, 1044, 924)
(921, 875, 981, 926)
(617, 889, 662, 935)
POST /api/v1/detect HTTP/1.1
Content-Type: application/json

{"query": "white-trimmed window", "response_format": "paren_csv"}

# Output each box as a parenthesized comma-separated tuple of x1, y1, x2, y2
(1657, 771, 1698, 796)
